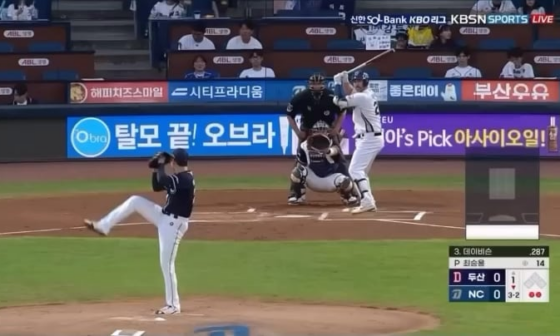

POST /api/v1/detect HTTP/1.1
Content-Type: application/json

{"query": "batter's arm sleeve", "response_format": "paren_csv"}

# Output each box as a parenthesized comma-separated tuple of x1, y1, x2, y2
(333, 92, 365, 109)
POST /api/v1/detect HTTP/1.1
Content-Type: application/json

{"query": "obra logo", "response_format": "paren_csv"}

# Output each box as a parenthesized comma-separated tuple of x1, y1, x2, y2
(70, 117, 111, 158)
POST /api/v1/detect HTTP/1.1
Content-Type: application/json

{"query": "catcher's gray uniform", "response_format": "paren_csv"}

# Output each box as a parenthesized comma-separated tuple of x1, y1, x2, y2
(290, 123, 360, 203)
(296, 139, 350, 192)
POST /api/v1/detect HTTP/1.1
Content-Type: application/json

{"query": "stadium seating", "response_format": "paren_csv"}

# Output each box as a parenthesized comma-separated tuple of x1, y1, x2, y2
(167, 49, 560, 79)
(0, 52, 94, 80)
(273, 38, 311, 50)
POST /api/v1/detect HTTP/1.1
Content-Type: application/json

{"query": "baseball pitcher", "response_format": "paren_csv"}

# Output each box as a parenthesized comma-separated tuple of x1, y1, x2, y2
(332, 70, 384, 214)
(84, 148, 194, 315)
(290, 120, 360, 204)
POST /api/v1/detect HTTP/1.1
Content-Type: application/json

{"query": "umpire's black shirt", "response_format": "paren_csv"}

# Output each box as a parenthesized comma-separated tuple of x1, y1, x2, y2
(287, 88, 342, 129)
(152, 167, 195, 218)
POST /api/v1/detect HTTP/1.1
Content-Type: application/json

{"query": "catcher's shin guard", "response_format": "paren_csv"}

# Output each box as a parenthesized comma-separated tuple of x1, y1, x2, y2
(335, 175, 360, 205)
(288, 164, 307, 203)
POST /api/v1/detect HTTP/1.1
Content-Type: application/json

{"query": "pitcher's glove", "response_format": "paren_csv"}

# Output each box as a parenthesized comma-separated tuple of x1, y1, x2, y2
(148, 151, 173, 169)
(307, 133, 332, 152)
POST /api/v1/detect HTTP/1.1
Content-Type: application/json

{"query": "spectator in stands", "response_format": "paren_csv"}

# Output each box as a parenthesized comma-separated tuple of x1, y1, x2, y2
(500, 47, 535, 78)
(226, 19, 263, 50)
(517, 0, 546, 14)
(12, 83, 37, 105)
(178, 22, 216, 50)
(5, 0, 37, 20)
(445, 47, 482, 78)
(430, 25, 458, 51)
(406, 25, 433, 49)
(471, 0, 517, 14)
(354, 25, 409, 48)
(149, 0, 185, 18)
(183, 0, 220, 17)
(184, 55, 218, 79)
(239, 50, 275, 78)
(394, 30, 408, 49)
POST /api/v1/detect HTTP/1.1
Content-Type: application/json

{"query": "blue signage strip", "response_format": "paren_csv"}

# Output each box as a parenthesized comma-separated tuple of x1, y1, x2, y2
(168, 80, 307, 103)
(166, 79, 463, 103)
(67, 114, 295, 158)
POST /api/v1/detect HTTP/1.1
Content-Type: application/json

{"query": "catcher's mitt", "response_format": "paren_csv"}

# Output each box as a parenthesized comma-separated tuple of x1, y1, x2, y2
(307, 133, 332, 152)
(148, 151, 173, 169)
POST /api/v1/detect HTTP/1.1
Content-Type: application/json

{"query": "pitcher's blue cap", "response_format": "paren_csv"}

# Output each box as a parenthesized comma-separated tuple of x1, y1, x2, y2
(171, 148, 189, 166)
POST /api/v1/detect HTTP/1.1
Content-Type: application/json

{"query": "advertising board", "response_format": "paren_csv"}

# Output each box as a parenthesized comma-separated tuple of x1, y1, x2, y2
(66, 113, 559, 158)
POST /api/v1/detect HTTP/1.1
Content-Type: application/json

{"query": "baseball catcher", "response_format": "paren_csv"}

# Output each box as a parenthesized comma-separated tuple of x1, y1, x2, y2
(290, 120, 360, 205)
(286, 73, 348, 204)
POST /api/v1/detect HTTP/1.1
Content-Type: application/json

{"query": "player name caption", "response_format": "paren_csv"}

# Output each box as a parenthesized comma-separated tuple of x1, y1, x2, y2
(448, 246, 549, 303)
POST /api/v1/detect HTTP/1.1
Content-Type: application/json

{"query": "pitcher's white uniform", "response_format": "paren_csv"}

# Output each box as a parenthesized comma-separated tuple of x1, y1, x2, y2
(333, 70, 384, 212)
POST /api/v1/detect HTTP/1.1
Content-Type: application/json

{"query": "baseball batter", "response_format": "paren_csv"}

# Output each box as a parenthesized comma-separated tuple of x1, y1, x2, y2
(84, 148, 194, 315)
(332, 70, 384, 214)
(290, 120, 360, 203)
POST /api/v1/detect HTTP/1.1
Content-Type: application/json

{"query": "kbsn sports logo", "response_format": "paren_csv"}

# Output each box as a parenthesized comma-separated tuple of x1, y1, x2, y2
(70, 117, 111, 158)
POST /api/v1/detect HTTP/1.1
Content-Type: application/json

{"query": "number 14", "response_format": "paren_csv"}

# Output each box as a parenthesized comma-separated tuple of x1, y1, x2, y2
(537, 260, 545, 267)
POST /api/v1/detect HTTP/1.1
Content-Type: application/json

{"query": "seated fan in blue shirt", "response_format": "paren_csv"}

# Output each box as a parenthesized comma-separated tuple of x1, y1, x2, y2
(184, 55, 218, 79)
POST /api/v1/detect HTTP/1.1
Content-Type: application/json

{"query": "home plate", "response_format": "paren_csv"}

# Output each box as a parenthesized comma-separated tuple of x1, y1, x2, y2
(275, 215, 312, 218)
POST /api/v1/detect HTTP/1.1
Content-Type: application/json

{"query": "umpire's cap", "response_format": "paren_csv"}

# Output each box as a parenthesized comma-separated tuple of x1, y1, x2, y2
(171, 148, 189, 167)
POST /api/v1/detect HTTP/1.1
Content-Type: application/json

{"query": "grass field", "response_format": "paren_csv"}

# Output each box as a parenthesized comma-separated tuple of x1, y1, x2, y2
(0, 174, 556, 335)
(1, 175, 560, 195)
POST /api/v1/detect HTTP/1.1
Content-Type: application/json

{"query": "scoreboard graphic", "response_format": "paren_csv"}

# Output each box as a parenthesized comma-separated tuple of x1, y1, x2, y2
(448, 246, 549, 303)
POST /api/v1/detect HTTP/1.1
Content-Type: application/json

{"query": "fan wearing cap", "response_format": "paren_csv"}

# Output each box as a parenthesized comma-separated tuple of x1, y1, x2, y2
(239, 50, 275, 78)
(12, 83, 37, 105)
(430, 25, 458, 51)
(445, 46, 482, 78)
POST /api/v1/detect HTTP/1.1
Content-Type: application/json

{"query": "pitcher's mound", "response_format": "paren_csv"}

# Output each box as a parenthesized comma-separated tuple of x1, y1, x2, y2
(0, 297, 439, 335)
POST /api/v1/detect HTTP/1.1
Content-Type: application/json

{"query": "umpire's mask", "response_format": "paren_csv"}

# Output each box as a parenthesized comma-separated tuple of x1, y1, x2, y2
(308, 73, 325, 100)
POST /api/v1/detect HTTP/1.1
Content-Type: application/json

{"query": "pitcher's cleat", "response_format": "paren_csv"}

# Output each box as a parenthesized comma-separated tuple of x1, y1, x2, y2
(84, 219, 106, 236)
(155, 306, 181, 315)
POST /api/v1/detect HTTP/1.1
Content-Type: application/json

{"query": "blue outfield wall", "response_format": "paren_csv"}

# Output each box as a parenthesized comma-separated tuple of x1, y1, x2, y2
(0, 102, 557, 162)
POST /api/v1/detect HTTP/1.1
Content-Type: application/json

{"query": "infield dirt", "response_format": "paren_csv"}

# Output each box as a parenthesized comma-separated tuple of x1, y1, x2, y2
(0, 159, 558, 335)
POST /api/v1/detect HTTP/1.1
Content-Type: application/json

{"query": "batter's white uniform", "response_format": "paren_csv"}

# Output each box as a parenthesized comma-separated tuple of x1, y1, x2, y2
(345, 88, 384, 208)
(298, 140, 347, 192)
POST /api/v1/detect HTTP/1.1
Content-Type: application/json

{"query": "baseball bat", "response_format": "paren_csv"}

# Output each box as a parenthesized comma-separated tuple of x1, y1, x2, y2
(334, 48, 395, 98)
(346, 48, 396, 74)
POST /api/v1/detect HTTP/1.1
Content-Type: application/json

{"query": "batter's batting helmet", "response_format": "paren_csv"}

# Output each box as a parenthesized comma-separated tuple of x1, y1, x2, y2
(351, 70, 369, 86)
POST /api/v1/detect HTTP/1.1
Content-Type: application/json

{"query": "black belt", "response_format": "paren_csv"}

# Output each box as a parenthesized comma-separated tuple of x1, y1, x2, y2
(356, 132, 382, 138)
(162, 210, 186, 219)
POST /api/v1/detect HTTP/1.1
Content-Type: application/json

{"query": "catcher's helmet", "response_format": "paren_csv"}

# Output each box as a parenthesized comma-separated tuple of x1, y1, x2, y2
(351, 70, 369, 86)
